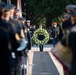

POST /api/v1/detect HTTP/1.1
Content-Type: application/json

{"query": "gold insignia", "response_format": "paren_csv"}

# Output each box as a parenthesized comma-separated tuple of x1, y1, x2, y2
(21, 30, 25, 38)
(15, 33, 21, 41)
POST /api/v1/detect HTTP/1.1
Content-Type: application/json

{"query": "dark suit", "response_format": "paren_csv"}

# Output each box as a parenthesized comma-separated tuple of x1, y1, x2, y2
(38, 34, 45, 51)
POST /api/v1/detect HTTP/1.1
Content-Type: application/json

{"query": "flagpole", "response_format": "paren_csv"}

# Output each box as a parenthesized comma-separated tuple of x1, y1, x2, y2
(17, 0, 22, 17)
(17, 0, 18, 8)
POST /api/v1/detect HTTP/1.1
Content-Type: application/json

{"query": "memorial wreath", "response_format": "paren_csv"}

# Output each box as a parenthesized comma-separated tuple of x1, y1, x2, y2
(32, 28, 49, 45)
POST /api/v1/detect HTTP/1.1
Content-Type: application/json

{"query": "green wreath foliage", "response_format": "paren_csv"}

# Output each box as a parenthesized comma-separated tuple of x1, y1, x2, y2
(32, 28, 49, 45)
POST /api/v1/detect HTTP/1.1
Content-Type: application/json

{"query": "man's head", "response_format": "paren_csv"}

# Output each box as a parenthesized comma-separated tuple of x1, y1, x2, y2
(14, 9, 20, 18)
(0, 2, 6, 18)
(26, 20, 30, 26)
(66, 4, 76, 12)
(33, 25, 36, 28)
(3, 4, 16, 19)
(2, 3, 15, 21)
(53, 22, 57, 27)
(18, 17, 26, 23)
(39, 24, 42, 29)
(3, 10, 10, 21)
(65, 4, 76, 23)
(62, 13, 69, 21)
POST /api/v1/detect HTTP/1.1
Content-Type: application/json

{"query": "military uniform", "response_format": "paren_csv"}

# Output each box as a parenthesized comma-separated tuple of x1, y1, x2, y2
(62, 18, 76, 35)
(0, 3, 21, 75)
(0, 19, 12, 75)
(18, 17, 29, 75)
(58, 5, 76, 75)
(19, 18, 31, 51)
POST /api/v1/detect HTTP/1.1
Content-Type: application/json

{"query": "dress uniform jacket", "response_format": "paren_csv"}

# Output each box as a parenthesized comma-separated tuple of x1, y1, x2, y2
(9, 19, 20, 50)
(7, 19, 23, 73)
(0, 19, 20, 50)
(62, 18, 76, 35)
(23, 24, 31, 50)
(61, 25, 76, 75)
(26, 27, 31, 50)
(0, 24, 10, 75)
(0, 18, 20, 75)
(21, 23, 28, 40)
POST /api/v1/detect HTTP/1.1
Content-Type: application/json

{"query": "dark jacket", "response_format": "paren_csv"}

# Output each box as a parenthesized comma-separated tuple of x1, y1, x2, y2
(0, 19, 20, 75)
(38, 34, 45, 41)
(61, 30, 76, 75)
(62, 18, 76, 35)
(51, 26, 58, 38)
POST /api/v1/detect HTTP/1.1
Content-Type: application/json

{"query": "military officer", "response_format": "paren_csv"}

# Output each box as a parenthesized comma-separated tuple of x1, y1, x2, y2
(8, 5, 28, 75)
(0, 2, 11, 75)
(26, 20, 31, 51)
(62, 4, 76, 36)
(0, 2, 21, 75)
(57, 5, 76, 75)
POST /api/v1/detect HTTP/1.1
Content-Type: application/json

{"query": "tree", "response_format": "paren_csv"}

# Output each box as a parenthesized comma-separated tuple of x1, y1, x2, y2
(2, 0, 76, 28)
(25, 0, 76, 28)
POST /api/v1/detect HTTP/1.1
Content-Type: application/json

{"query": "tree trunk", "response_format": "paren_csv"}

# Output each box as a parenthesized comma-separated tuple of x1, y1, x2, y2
(45, 13, 52, 28)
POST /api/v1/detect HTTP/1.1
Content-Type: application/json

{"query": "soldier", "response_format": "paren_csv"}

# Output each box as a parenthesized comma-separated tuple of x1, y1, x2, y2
(63, 9, 76, 75)
(18, 17, 27, 40)
(3, 3, 27, 75)
(62, 5, 76, 36)
(8, 5, 28, 75)
(55, 5, 76, 75)
(18, 17, 28, 75)
(14, 9, 20, 19)
(26, 20, 31, 51)
(0, 2, 22, 75)
(30, 25, 36, 46)
(0, 2, 11, 75)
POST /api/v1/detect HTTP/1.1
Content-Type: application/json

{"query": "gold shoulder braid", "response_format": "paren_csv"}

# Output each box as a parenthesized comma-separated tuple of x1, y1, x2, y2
(20, 29, 25, 38)
(15, 33, 21, 41)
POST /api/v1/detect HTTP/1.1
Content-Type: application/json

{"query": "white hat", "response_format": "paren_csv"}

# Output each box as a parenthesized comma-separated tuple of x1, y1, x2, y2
(27, 20, 30, 23)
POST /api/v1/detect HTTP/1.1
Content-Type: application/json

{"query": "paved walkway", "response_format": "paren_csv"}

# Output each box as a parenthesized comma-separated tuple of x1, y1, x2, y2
(27, 44, 64, 75)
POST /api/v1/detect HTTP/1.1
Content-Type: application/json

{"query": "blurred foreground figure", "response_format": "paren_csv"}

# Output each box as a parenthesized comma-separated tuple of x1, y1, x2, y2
(0, 2, 21, 75)
(51, 4, 76, 75)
